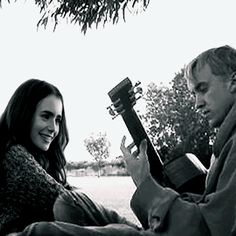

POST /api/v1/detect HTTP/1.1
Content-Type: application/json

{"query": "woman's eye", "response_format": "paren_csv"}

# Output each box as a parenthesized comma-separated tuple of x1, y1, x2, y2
(56, 118, 62, 124)
(41, 114, 49, 120)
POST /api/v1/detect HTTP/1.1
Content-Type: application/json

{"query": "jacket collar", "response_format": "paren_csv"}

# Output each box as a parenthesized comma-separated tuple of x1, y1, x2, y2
(213, 103, 236, 158)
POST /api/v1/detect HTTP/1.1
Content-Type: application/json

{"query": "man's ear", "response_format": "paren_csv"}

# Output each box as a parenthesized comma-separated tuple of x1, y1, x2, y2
(229, 71, 236, 93)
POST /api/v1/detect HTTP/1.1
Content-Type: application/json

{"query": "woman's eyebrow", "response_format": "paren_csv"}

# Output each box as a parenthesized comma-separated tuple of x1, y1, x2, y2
(41, 110, 62, 118)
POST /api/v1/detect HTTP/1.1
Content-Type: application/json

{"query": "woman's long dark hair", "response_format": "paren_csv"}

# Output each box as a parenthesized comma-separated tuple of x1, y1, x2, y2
(0, 79, 69, 186)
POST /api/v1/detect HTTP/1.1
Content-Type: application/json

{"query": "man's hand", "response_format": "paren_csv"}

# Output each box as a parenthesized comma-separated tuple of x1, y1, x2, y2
(120, 136, 151, 187)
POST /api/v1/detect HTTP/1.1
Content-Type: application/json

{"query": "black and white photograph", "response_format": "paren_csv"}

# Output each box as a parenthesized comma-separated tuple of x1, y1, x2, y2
(1, 0, 236, 235)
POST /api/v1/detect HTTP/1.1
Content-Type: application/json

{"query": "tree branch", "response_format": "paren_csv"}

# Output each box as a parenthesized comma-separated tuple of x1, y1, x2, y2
(0, 0, 150, 33)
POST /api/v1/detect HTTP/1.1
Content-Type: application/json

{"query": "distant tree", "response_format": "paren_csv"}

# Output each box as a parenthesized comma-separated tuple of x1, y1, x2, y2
(111, 156, 126, 169)
(0, 0, 150, 33)
(141, 70, 214, 167)
(65, 161, 90, 171)
(84, 132, 111, 176)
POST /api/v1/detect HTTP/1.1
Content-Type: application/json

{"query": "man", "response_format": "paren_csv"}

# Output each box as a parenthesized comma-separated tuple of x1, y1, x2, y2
(121, 45, 236, 235)
(19, 45, 236, 235)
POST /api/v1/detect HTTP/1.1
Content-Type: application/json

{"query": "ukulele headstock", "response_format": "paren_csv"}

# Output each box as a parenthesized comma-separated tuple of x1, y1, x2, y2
(107, 77, 143, 119)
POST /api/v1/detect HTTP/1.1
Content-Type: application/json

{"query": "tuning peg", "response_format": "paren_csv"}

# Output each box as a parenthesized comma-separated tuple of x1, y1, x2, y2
(107, 105, 120, 119)
(135, 86, 143, 95)
(134, 81, 143, 95)
(128, 81, 143, 102)
(134, 81, 141, 87)
(107, 106, 116, 116)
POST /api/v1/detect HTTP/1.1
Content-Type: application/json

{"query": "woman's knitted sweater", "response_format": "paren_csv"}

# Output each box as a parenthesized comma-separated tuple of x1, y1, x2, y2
(0, 144, 67, 234)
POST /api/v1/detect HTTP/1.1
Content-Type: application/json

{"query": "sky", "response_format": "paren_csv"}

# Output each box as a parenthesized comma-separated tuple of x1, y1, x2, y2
(0, 0, 236, 162)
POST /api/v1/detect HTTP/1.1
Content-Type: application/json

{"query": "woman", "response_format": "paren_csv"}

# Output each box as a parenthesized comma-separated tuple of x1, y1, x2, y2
(0, 79, 136, 235)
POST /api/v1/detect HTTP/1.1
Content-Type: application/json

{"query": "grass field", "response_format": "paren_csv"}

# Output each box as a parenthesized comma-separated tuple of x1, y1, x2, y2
(67, 176, 140, 225)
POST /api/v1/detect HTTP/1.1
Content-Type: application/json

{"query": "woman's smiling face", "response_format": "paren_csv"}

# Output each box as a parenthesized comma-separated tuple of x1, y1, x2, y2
(30, 95, 62, 151)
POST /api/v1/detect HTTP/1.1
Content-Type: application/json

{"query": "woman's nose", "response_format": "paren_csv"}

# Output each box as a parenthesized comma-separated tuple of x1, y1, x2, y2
(48, 119, 57, 132)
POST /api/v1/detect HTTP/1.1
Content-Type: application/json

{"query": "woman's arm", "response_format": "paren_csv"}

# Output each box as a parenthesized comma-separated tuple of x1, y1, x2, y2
(1, 144, 66, 233)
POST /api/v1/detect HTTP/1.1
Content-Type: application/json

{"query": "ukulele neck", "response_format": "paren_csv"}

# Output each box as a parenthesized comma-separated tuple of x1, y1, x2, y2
(121, 107, 164, 183)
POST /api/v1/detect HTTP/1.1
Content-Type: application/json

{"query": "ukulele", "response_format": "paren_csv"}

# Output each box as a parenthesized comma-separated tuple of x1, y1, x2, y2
(107, 77, 207, 194)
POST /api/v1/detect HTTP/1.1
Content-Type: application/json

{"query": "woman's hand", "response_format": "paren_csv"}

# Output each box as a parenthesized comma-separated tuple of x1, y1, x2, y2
(120, 136, 151, 187)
